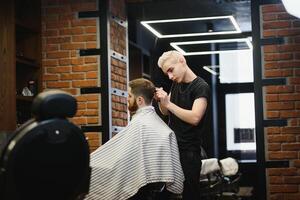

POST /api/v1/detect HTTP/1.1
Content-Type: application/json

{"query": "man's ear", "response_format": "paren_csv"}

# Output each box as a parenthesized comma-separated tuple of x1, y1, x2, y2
(179, 57, 185, 64)
(137, 96, 144, 105)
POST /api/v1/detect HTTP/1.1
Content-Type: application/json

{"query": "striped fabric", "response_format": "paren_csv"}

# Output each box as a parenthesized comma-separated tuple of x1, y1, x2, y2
(85, 106, 184, 200)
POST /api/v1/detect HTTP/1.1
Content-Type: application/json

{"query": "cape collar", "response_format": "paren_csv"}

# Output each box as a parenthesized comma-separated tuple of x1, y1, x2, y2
(132, 106, 154, 119)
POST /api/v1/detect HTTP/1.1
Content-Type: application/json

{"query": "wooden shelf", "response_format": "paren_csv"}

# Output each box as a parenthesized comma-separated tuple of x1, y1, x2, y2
(16, 20, 39, 34)
(0, 0, 41, 130)
(16, 56, 39, 69)
(16, 95, 34, 102)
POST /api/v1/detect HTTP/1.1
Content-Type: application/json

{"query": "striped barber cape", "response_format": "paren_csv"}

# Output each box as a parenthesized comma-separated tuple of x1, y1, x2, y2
(85, 106, 184, 200)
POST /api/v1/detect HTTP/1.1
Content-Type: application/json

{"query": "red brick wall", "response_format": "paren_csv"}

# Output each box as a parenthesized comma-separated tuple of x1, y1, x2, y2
(41, 0, 128, 152)
(262, 3, 300, 200)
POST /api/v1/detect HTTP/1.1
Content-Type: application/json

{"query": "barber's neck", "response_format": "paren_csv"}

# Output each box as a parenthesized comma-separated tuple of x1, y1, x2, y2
(182, 67, 197, 83)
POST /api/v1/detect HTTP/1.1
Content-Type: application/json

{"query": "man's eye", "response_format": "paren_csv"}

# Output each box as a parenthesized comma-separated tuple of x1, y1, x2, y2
(166, 68, 173, 74)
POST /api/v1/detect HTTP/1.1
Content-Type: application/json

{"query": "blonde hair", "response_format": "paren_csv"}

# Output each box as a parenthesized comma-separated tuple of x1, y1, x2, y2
(157, 50, 184, 68)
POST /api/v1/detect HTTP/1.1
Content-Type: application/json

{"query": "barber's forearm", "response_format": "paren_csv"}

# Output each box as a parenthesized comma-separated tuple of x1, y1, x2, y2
(166, 102, 202, 126)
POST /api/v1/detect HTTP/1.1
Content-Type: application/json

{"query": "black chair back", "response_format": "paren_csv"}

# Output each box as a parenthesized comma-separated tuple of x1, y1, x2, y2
(0, 90, 90, 200)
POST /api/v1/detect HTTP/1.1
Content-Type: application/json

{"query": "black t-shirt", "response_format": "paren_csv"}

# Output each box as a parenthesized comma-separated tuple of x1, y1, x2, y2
(169, 77, 210, 151)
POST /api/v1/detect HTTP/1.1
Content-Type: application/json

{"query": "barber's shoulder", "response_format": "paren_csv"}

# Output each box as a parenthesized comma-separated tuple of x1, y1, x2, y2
(194, 78, 210, 93)
(194, 77, 208, 86)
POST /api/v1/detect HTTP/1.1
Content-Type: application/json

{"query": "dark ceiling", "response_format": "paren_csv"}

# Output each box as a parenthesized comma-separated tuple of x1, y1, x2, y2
(127, 0, 251, 32)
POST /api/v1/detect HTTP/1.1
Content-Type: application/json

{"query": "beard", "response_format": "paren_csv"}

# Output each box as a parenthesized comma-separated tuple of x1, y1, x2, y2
(128, 99, 138, 113)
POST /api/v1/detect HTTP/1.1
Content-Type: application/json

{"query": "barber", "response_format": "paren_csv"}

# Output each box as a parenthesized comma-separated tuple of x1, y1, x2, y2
(155, 50, 210, 200)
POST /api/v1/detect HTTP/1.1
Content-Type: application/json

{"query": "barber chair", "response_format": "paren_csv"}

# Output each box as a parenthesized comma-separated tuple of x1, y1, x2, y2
(198, 147, 241, 200)
(0, 90, 91, 200)
(199, 157, 241, 200)
(128, 182, 166, 200)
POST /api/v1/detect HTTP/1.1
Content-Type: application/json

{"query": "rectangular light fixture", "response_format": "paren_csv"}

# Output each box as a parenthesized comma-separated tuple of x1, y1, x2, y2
(170, 38, 253, 56)
(140, 15, 242, 38)
(203, 66, 219, 75)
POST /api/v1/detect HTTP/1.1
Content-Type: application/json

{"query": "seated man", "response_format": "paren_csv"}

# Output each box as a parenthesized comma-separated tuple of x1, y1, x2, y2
(85, 78, 184, 200)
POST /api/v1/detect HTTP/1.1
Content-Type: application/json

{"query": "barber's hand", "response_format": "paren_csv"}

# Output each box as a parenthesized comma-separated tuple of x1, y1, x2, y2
(155, 87, 170, 108)
(153, 87, 161, 101)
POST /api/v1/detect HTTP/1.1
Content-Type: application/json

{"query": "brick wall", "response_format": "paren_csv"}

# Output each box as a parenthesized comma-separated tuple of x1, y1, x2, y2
(110, 0, 129, 135)
(41, 0, 128, 152)
(262, 3, 300, 200)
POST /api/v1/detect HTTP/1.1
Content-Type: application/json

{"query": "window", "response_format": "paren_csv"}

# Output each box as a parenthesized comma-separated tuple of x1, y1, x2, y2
(219, 50, 253, 83)
(225, 93, 256, 152)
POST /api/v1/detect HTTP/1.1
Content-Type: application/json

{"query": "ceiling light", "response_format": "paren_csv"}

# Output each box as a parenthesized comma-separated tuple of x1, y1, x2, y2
(282, 0, 300, 18)
(140, 15, 241, 38)
(170, 38, 253, 56)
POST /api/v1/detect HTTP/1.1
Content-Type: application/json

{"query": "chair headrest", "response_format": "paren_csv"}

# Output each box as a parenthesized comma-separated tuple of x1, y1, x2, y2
(219, 157, 239, 176)
(200, 158, 220, 176)
(31, 90, 77, 120)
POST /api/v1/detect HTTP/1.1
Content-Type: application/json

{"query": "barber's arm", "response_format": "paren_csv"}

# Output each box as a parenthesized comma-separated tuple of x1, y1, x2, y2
(156, 87, 207, 125)
(155, 87, 170, 115)
(167, 98, 207, 126)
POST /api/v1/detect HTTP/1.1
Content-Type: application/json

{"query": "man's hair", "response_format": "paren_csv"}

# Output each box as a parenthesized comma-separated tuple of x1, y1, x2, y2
(157, 50, 184, 68)
(129, 78, 155, 105)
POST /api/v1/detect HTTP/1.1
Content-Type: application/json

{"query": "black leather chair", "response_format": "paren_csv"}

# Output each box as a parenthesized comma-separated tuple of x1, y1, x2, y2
(128, 182, 166, 200)
(0, 90, 91, 200)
